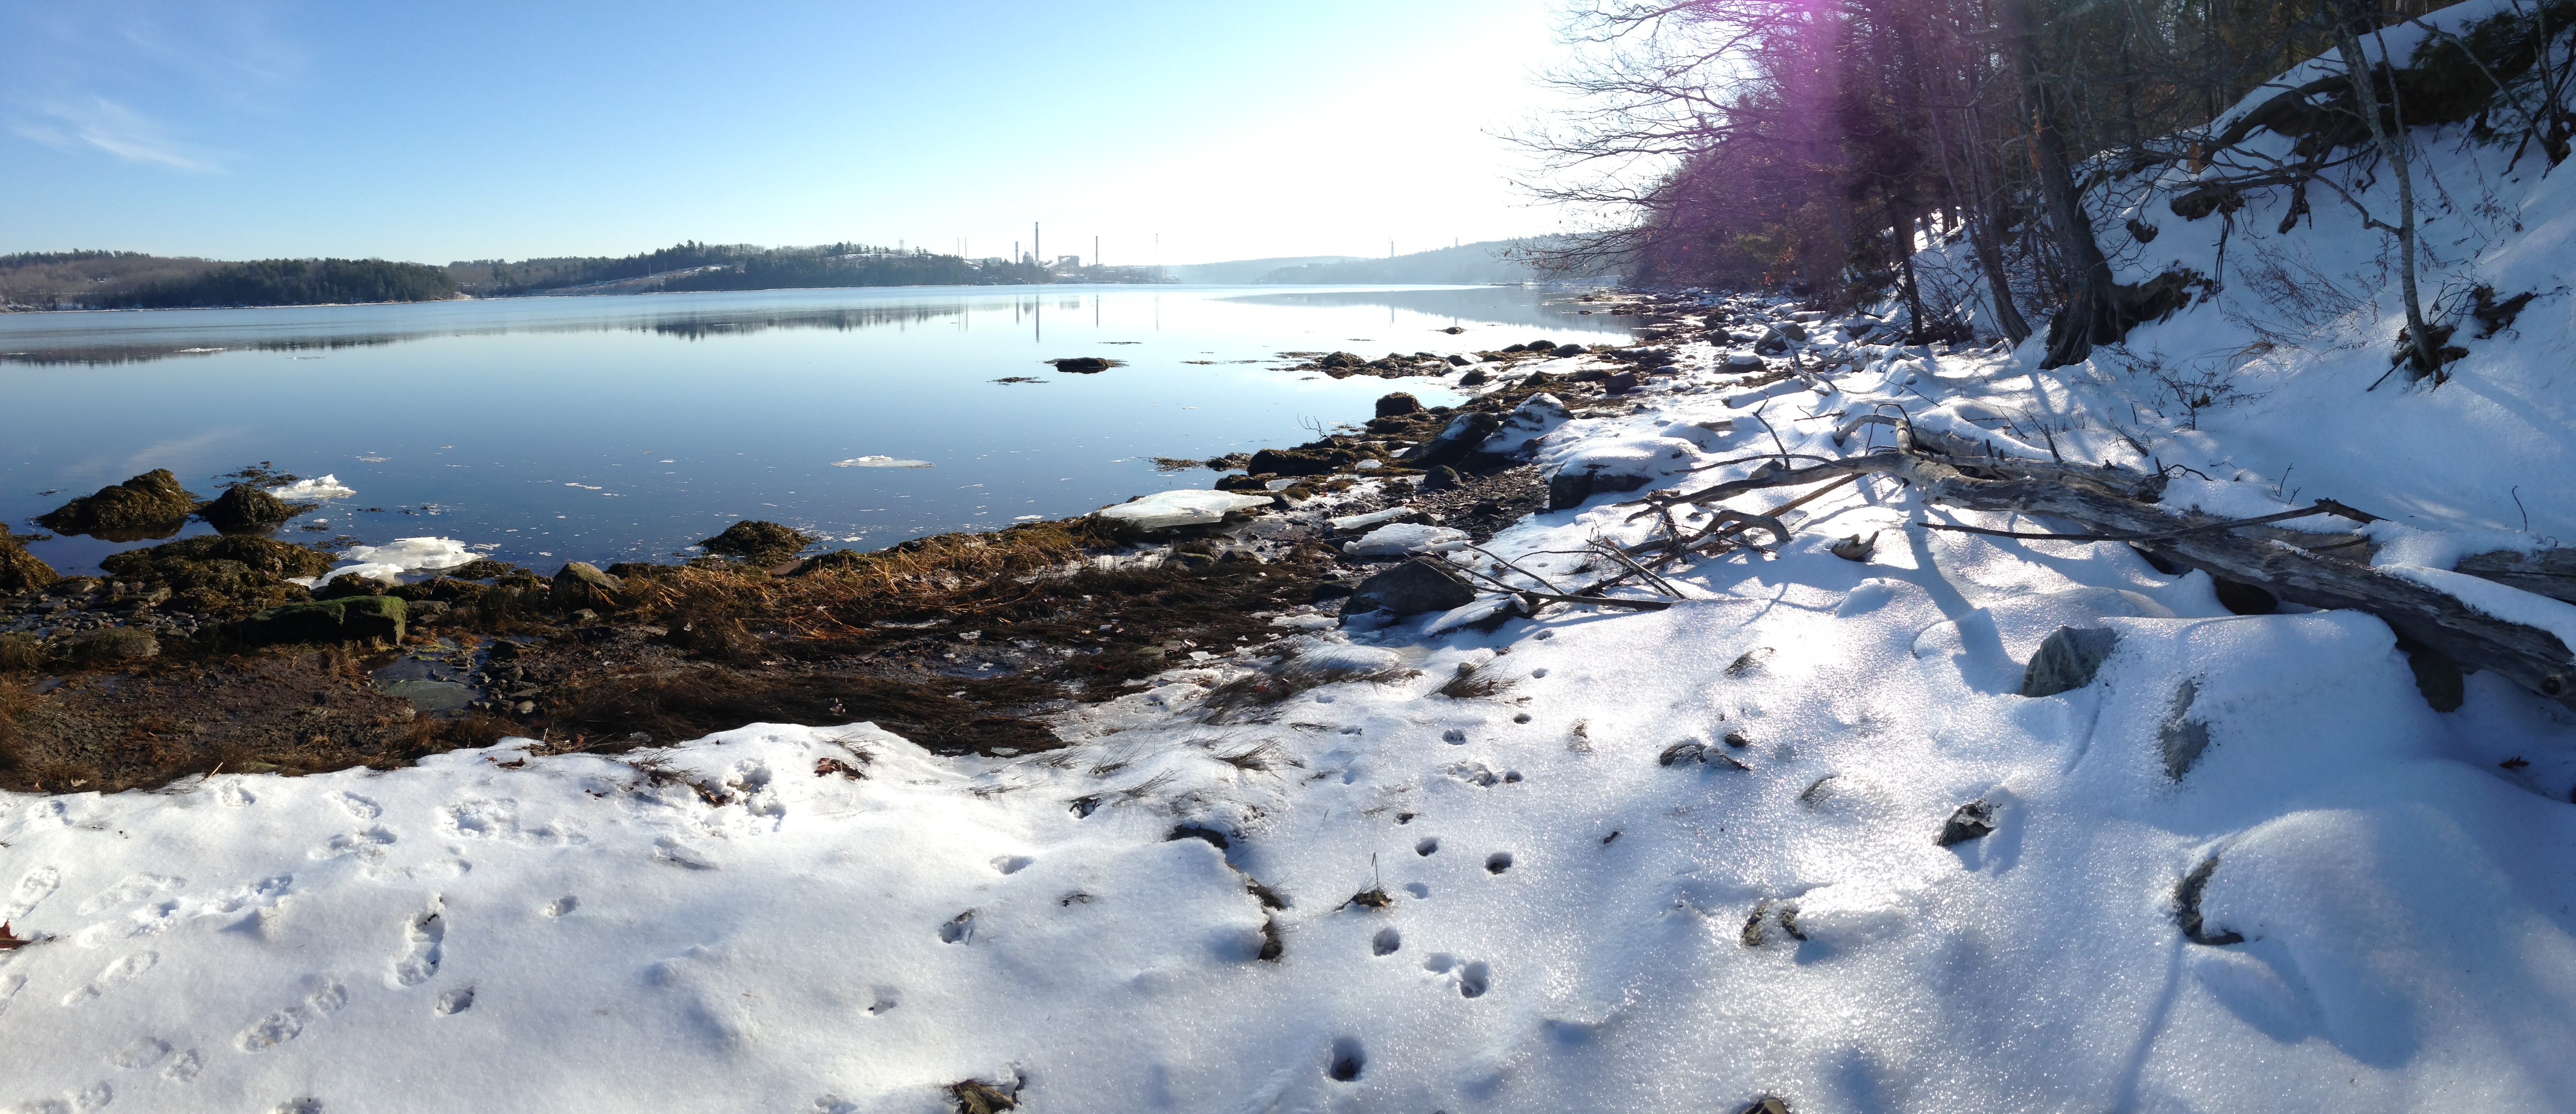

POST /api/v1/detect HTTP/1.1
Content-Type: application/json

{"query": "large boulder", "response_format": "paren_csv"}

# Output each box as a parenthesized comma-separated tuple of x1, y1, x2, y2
(1403, 411, 1504, 468)
(0, 537, 58, 595)
(1247, 446, 1355, 476)
(550, 561, 629, 612)
(1374, 392, 1423, 417)
(36, 469, 199, 536)
(1050, 357, 1114, 373)
(238, 595, 407, 645)
(198, 482, 297, 530)
(699, 520, 813, 565)
(1339, 560, 1475, 622)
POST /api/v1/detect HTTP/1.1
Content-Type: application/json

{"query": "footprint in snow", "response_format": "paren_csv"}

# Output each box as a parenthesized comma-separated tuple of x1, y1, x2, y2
(237, 982, 348, 1053)
(330, 792, 381, 821)
(542, 896, 578, 918)
(74, 874, 183, 917)
(4, 866, 62, 922)
(62, 951, 158, 1005)
(1372, 927, 1402, 956)
(435, 987, 475, 1015)
(390, 900, 444, 987)
(110, 1037, 171, 1069)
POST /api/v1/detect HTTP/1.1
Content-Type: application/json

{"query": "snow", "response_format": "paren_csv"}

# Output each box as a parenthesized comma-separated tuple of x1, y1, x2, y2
(1093, 490, 1275, 530)
(264, 475, 355, 500)
(10, 9, 2576, 1107)
(831, 456, 934, 469)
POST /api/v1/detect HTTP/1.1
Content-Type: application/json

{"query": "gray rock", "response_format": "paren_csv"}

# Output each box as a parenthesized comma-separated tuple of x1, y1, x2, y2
(2160, 678, 2212, 779)
(1374, 392, 1422, 417)
(1936, 799, 1996, 846)
(1340, 561, 1474, 622)
(2020, 625, 2119, 697)
(551, 562, 628, 612)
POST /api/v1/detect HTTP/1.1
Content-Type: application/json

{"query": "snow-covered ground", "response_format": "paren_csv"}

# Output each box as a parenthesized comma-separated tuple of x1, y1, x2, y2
(11, 6, 2576, 1107)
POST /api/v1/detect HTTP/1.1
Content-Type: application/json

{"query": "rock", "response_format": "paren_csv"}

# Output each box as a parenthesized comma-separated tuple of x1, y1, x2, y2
(1213, 473, 1275, 493)
(1727, 353, 1765, 369)
(1456, 367, 1489, 387)
(1340, 560, 1474, 621)
(1095, 489, 1275, 531)
(2020, 626, 2118, 697)
(1546, 467, 1650, 512)
(1374, 392, 1423, 417)
(699, 520, 813, 565)
(238, 595, 407, 645)
(36, 469, 199, 536)
(2174, 855, 2243, 946)
(1523, 337, 1555, 351)
(1754, 327, 1792, 354)
(1439, 326, 1466, 334)
(317, 573, 388, 600)
(198, 482, 296, 530)
(1828, 531, 1878, 562)
(1318, 351, 1366, 370)
(1049, 356, 1114, 373)
(1936, 799, 1996, 846)
(1421, 466, 1464, 492)
(1602, 370, 1640, 395)
(68, 628, 159, 665)
(1405, 412, 1504, 468)
(1444, 353, 1475, 366)
(0, 537, 58, 595)
(550, 561, 628, 612)
(1247, 446, 1354, 476)
(1481, 393, 1572, 455)
(1550, 342, 1588, 357)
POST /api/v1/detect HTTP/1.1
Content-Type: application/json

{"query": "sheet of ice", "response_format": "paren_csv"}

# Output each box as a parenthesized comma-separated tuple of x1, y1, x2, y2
(266, 475, 354, 499)
(830, 456, 934, 468)
(1328, 506, 1418, 534)
(1094, 489, 1274, 530)
(1342, 522, 1470, 557)
(290, 537, 477, 587)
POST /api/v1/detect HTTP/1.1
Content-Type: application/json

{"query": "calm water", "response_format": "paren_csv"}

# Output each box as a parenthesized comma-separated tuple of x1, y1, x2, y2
(1, 285, 1629, 576)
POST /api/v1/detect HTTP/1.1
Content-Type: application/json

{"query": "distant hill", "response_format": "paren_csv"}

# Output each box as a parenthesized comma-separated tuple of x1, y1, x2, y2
(99, 258, 458, 309)
(1254, 239, 1591, 285)
(0, 251, 223, 310)
(1160, 255, 1363, 285)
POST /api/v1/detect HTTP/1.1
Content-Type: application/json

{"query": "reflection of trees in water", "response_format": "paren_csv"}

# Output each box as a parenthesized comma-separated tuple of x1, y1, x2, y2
(1220, 287, 1633, 336)
(640, 303, 968, 339)
(0, 333, 400, 367)
(0, 304, 975, 365)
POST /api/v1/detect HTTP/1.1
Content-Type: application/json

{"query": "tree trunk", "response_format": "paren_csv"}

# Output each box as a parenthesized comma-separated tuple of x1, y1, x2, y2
(2004, 0, 2123, 368)
(2329, 4, 2443, 380)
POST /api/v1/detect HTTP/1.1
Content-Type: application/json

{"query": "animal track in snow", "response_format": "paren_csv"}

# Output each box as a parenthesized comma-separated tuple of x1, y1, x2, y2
(62, 951, 158, 1005)
(866, 987, 900, 1015)
(1486, 852, 1514, 875)
(162, 1049, 203, 1082)
(218, 780, 256, 807)
(331, 792, 381, 821)
(542, 896, 578, 917)
(0, 973, 27, 1019)
(1415, 838, 1439, 856)
(74, 874, 183, 917)
(652, 837, 715, 870)
(990, 855, 1034, 875)
(312, 827, 396, 863)
(1459, 961, 1492, 998)
(1372, 927, 1402, 956)
(1404, 882, 1430, 899)
(436, 986, 475, 1015)
(237, 981, 347, 1053)
(1326, 1037, 1367, 1081)
(390, 900, 445, 986)
(4, 866, 61, 922)
(939, 910, 975, 944)
(110, 1037, 171, 1069)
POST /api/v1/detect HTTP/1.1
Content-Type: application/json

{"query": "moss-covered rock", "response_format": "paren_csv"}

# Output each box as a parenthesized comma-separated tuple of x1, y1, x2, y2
(98, 535, 333, 617)
(549, 562, 628, 612)
(316, 573, 389, 600)
(700, 520, 813, 565)
(36, 470, 200, 535)
(0, 537, 58, 595)
(238, 595, 407, 645)
(198, 482, 297, 530)
(69, 628, 160, 666)
(1247, 446, 1356, 476)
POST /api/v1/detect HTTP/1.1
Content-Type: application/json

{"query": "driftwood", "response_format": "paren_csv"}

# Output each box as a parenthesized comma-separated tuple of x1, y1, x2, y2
(1585, 421, 2576, 711)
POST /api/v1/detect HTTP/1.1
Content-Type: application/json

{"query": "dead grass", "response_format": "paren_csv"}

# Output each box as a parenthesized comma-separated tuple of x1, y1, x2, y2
(540, 668, 1062, 756)
(1436, 662, 1510, 700)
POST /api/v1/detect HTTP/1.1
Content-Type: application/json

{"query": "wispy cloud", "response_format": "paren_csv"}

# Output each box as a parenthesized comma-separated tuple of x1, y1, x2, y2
(10, 95, 223, 172)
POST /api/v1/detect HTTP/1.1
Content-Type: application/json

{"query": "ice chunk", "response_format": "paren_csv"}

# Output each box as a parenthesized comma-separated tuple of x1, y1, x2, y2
(268, 474, 355, 499)
(1094, 489, 1274, 530)
(1482, 393, 1572, 454)
(292, 537, 477, 587)
(1343, 523, 1470, 557)
(1329, 507, 1419, 534)
(831, 456, 933, 468)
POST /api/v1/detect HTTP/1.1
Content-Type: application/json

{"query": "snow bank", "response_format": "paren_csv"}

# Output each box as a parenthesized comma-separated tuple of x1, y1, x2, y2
(289, 537, 477, 587)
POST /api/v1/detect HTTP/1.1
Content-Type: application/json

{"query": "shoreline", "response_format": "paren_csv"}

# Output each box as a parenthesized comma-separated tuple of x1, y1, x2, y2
(0, 290, 1701, 792)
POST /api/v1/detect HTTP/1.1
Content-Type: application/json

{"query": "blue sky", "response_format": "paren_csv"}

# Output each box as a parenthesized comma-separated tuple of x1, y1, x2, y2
(1, 1, 1577, 265)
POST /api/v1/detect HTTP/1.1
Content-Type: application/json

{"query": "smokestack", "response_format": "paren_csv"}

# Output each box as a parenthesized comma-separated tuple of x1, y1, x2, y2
(1034, 222, 1041, 266)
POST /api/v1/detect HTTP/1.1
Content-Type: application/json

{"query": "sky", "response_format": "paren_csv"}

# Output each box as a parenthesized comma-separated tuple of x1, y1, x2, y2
(0, 0, 1585, 266)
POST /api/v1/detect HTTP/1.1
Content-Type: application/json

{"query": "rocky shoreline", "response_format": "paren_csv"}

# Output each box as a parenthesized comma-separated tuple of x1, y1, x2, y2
(0, 291, 1718, 793)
